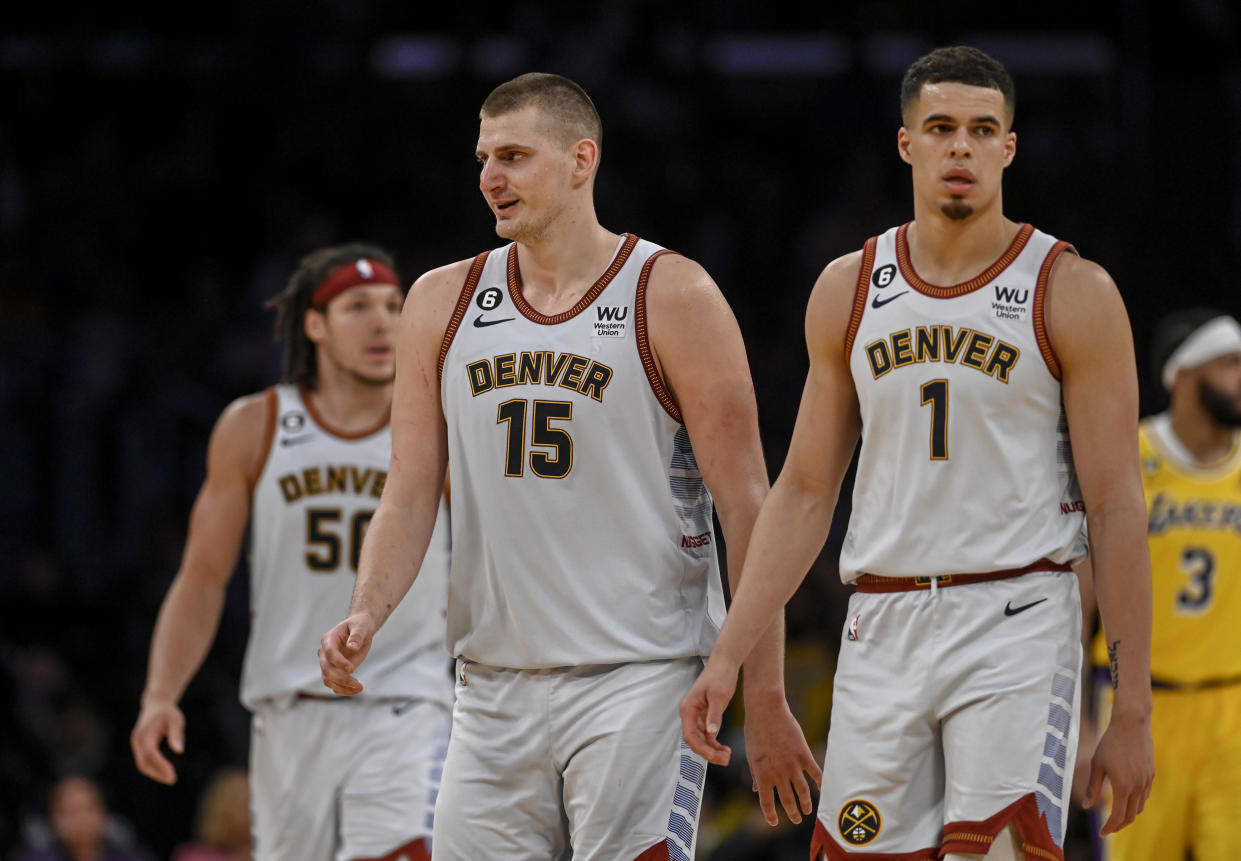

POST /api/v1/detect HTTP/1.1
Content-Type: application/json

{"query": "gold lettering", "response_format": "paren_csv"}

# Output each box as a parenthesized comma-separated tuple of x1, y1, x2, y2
(494, 353, 517, 387)
(325, 466, 348, 493)
(961, 332, 994, 370)
(303, 468, 324, 496)
(279, 475, 302, 502)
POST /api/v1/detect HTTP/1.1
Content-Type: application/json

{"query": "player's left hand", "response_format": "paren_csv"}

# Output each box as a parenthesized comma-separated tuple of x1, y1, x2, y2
(742, 693, 822, 827)
(318, 612, 376, 696)
(680, 657, 741, 766)
(1082, 708, 1154, 835)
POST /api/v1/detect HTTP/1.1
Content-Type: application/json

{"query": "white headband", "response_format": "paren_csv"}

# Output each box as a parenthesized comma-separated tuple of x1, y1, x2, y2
(1162, 315, 1241, 390)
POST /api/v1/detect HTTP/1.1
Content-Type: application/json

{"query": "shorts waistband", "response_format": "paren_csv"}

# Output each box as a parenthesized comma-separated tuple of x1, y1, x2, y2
(295, 691, 345, 702)
(1150, 673, 1241, 692)
(853, 558, 1073, 593)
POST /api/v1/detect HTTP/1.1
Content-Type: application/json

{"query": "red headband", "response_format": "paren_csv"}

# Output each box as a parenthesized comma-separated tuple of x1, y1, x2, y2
(310, 258, 399, 309)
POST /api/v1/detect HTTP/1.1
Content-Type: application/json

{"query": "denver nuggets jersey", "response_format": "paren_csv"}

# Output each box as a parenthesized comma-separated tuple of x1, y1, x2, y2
(438, 234, 725, 669)
(1090, 414, 1241, 684)
(242, 385, 452, 707)
(839, 223, 1088, 581)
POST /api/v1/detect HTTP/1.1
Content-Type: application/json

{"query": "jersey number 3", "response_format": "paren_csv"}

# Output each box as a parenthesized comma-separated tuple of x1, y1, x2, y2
(1175, 546, 1216, 614)
(498, 399, 574, 478)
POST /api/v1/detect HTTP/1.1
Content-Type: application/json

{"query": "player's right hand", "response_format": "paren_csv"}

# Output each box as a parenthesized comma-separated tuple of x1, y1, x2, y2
(131, 700, 185, 785)
(318, 614, 375, 696)
(1082, 708, 1154, 835)
(679, 657, 740, 766)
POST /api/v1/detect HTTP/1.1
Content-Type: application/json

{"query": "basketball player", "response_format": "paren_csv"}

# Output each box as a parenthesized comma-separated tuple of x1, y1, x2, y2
(680, 45, 1155, 860)
(1079, 309, 1241, 860)
(318, 73, 820, 860)
(131, 244, 452, 861)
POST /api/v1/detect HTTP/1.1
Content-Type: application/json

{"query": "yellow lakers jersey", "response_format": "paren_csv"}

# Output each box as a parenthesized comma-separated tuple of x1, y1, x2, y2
(1092, 413, 1241, 683)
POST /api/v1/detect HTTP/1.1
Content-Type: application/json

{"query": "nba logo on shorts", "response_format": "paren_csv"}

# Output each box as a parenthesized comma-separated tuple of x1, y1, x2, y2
(847, 614, 860, 641)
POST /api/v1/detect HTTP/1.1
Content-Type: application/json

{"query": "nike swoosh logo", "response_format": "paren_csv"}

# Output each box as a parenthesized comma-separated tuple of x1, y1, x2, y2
(1004, 597, 1048, 616)
(871, 291, 909, 309)
(473, 315, 515, 328)
(280, 436, 315, 447)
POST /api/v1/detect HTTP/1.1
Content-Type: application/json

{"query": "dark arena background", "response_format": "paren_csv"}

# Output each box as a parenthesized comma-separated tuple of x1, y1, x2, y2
(2, 2, 1238, 859)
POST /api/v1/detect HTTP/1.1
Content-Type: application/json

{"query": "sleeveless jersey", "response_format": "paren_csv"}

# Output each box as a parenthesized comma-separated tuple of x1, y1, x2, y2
(437, 234, 725, 669)
(839, 222, 1088, 581)
(1090, 414, 1241, 683)
(241, 384, 452, 708)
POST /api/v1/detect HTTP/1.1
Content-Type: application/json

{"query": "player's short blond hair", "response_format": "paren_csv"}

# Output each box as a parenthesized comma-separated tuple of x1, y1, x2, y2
(480, 72, 602, 149)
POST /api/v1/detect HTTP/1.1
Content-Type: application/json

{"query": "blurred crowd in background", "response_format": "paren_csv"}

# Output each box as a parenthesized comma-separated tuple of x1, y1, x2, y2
(2, 2, 1238, 859)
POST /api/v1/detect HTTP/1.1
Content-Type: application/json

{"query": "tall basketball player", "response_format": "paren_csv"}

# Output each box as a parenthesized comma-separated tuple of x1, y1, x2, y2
(1081, 309, 1241, 861)
(132, 244, 452, 861)
(318, 74, 820, 860)
(680, 46, 1155, 861)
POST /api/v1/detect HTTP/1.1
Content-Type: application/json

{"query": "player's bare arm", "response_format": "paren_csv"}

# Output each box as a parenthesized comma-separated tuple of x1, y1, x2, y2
(318, 262, 464, 696)
(679, 252, 862, 767)
(1071, 553, 1101, 805)
(131, 392, 267, 785)
(1048, 252, 1155, 835)
(646, 254, 822, 826)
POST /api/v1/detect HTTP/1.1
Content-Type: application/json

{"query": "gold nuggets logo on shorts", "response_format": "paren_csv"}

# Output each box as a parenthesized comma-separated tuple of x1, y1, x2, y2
(838, 798, 881, 846)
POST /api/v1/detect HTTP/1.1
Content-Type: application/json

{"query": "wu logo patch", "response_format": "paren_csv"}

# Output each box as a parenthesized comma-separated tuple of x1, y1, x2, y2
(992, 284, 1029, 320)
(593, 305, 629, 338)
(355, 258, 373, 278)
(838, 799, 881, 846)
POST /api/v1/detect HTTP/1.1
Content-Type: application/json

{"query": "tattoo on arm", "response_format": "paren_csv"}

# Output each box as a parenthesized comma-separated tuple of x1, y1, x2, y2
(1107, 639, 1120, 690)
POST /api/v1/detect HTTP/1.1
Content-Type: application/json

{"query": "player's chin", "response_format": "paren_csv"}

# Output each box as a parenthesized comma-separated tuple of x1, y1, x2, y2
(354, 367, 396, 386)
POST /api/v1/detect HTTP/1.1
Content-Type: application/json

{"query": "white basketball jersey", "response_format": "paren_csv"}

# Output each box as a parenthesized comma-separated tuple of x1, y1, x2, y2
(241, 384, 452, 707)
(839, 223, 1088, 582)
(438, 234, 726, 669)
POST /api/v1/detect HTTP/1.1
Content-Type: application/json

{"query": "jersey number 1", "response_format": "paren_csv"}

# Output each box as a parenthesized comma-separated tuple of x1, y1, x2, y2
(920, 379, 949, 460)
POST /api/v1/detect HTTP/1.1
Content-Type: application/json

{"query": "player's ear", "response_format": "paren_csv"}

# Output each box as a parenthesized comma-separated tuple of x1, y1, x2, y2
(1003, 130, 1016, 167)
(897, 127, 913, 165)
(570, 138, 599, 188)
(304, 308, 328, 344)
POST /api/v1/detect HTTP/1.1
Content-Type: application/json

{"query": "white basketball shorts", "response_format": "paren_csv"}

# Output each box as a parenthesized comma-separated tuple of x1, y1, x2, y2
(250, 695, 451, 861)
(812, 570, 1081, 860)
(432, 657, 707, 861)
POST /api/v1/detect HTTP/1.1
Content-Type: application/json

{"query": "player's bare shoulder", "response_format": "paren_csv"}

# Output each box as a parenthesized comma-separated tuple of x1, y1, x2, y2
(402, 258, 479, 334)
(643, 251, 725, 312)
(1044, 249, 1129, 360)
(806, 249, 868, 358)
(209, 389, 277, 486)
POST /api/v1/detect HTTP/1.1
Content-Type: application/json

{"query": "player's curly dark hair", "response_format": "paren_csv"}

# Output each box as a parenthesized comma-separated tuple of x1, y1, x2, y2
(263, 242, 399, 390)
(900, 45, 1016, 126)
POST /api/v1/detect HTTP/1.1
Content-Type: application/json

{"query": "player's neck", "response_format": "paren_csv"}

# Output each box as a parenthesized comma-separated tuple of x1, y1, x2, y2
(1168, 402, 1238, 466)
(306, 374, 393, 434)
(906, 207, 1020, 286)
(515, 220, 621, 316)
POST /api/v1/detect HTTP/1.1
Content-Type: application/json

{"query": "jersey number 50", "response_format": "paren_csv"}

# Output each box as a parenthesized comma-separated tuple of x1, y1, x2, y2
(305, 508, 374, 573)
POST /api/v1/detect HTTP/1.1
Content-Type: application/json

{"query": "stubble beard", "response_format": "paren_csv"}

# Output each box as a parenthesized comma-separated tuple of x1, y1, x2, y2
(1198, 379, 1241, 428)
(941, 198, 974, 221)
